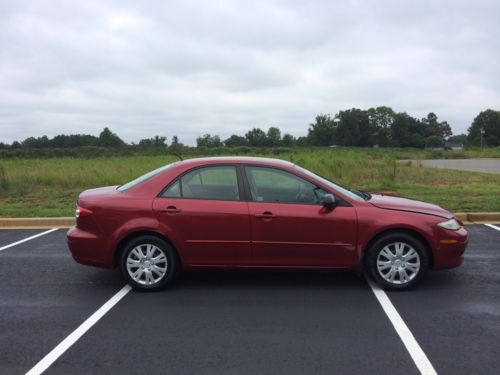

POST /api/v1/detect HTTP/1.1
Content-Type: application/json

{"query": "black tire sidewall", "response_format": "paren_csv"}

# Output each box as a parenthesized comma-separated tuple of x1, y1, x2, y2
(366, 232, 429, 290)
(120, 235, 178, 291)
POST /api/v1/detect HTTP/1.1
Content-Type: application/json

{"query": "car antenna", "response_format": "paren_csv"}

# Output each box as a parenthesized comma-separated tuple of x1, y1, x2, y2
(171, 152, 183, 161)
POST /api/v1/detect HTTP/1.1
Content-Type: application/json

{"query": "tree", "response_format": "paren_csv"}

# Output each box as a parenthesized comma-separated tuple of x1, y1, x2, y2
(422, 113, 452, 140)
(426, 135, 444, 148)
(467, 109, 500, 147)
(196, 134, 222, 148)
(335, 108, 374, 147)
(22, 136, 50, 148)
(367, 106, 395, 146)
(266, 127, 282, 146)
(50, 134, 99, 147)
(139, 136, 167, 148)
(282, 133, 296, 146)
(224, 135, 248, 147)
(98, 127, 125, 147)
(295, 136, 308, 146)
(410, 133, 426, 148)
(391, 113, 425, 148)
(447, 134, 467, 145)
(209, 135, 222, 147)
(307, 114, 336, 146)
(169, 135, 184, 153)
(196, 134, 209, 147)
(245, 128, 268, 147)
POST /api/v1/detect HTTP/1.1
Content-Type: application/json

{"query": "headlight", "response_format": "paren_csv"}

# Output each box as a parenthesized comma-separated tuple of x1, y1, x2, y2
(437, 218, 461, 231)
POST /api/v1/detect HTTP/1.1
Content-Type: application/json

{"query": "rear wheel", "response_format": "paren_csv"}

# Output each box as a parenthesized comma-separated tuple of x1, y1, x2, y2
(366, 232, 429, 290)
(120, 235, 178, 291)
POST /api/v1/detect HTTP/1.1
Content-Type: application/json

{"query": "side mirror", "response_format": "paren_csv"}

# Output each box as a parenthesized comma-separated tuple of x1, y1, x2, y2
(322, 194, 336, 209)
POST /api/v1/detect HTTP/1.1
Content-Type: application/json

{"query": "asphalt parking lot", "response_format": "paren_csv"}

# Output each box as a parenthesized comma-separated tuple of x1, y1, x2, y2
(0, 225, 499, 374)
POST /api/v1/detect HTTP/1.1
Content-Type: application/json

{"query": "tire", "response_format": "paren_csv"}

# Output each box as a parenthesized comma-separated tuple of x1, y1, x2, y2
(365, 232, 429, 290)
(120, 235, 179, 291)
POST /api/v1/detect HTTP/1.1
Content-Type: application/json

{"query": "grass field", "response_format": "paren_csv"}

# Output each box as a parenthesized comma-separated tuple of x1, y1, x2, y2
(0, 147, 499, 217)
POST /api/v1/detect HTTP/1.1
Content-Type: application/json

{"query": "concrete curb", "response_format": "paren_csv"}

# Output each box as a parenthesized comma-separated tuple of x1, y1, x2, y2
(0, 217, 75, 229)
(465, 212, 500, 223)
(0, 213, 499, 229)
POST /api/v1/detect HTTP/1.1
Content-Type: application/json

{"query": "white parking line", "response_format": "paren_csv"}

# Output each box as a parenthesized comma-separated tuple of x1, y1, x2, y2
(367, 279, 437, 375)
(0, 228, 59, 252)
(26, 284, 132, 375)
(485, 224, 500, 231)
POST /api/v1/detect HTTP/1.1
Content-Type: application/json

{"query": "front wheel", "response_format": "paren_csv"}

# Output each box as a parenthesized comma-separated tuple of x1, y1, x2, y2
(120, 235, 178, 291)
(365, 232, 429, 290)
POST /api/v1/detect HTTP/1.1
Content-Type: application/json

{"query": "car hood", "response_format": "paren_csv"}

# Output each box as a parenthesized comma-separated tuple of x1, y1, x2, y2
(368, 194, 453, 219)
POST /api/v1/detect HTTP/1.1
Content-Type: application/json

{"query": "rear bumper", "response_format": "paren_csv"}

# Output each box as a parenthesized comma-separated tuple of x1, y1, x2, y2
(66, 226, 114, 269)
(432, 227, 468, 269)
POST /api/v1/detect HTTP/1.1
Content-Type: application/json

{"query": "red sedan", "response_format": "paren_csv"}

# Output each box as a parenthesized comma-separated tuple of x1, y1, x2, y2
(67, 157, 468, 291)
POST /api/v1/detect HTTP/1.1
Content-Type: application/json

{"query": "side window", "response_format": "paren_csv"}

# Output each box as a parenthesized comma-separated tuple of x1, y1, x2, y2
(163, 166, 240, 201)
(245, 166, 327, 204)
(163, 179, 181, 198)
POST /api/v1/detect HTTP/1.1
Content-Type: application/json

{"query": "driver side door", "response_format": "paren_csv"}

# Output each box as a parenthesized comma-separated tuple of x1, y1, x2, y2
(244, 166, 357, 267)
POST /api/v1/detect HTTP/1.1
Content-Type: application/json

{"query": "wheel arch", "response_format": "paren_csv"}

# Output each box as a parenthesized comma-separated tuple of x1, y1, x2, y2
(362, 228, 434, 269)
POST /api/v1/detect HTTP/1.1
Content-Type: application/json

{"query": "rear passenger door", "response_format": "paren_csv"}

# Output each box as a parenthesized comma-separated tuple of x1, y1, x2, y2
(153, 165, 251, 266)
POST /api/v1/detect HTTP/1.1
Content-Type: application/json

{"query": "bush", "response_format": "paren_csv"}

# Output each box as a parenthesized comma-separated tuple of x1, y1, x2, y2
(429, 150, 444, 159)
(0, 163, 7, 190)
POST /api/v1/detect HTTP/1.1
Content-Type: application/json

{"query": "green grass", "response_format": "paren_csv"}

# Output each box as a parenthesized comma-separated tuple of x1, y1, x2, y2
(0, 148, 499, 217)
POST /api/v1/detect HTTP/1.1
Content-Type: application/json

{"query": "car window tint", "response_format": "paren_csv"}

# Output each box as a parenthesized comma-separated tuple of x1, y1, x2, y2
(181, 166, 240, 201)
(162, 179, 181, 198)
(245, 166, 327, 204)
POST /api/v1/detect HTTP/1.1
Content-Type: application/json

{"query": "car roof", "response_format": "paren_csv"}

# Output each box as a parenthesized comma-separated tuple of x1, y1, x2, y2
(176, 156, 295, 168)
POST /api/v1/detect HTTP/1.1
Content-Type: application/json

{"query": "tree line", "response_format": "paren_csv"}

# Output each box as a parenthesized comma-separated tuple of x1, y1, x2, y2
(1, 108, 499, 151)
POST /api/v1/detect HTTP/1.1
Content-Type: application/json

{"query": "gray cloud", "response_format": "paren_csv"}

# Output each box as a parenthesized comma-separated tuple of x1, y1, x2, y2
(1, 0, 499, 144)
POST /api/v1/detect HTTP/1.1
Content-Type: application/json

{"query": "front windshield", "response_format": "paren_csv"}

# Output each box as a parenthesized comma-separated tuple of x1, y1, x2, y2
(293, 165, 364, 202)
(117, 162, 178, 191)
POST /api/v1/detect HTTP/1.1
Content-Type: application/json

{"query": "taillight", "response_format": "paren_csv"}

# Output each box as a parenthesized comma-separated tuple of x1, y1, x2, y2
(75, 206, 93, 218)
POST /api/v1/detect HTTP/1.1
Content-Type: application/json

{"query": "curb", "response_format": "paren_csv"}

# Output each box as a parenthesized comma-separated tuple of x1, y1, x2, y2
(0, 213, 499, 229)
(0, 217, 75, 229)
(455, 212, 500, 224)
(465, 212, 500, 223)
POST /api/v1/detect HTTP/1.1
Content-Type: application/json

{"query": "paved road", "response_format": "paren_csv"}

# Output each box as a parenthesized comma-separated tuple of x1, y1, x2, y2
(0, 225, 499, 374)
(409, 158, 500, 174)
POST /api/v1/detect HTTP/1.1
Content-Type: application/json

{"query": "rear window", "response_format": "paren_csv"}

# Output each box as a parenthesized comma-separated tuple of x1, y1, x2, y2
(117, 162, 178, 191)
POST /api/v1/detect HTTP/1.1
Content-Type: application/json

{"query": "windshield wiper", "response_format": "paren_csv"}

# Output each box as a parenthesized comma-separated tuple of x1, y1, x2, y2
(351, 189, 372, 200)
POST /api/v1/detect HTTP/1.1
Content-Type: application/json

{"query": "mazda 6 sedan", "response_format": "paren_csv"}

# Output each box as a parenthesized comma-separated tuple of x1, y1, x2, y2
(67, 157, 468, 291)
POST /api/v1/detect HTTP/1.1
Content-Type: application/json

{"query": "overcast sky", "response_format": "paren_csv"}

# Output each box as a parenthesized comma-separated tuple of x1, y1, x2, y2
(1, 0, 499, 145)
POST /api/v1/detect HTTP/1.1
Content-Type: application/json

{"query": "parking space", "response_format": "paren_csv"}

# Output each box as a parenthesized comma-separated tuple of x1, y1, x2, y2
(47, 271, 417, 374)
(0, 229, 47, 248)
(0, 230, 123, 374)
(387, 224, 500, 374)
(0, 225, 498, 374)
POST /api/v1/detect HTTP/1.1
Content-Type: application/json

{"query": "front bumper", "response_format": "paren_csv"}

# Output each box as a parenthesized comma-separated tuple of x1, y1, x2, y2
(432, 226, 468, 269)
